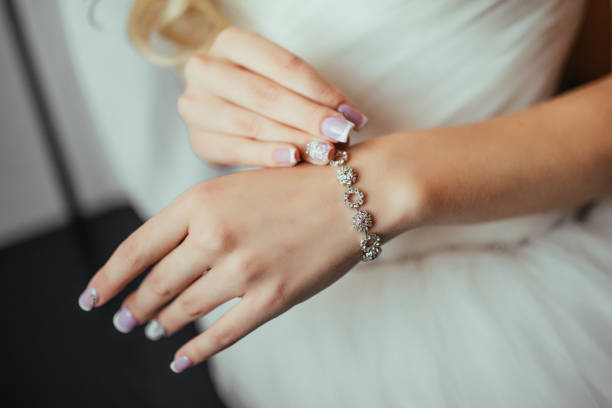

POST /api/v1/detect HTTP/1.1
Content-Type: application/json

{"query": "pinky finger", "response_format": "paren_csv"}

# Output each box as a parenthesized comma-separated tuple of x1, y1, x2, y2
(169, 296, 270, 373)
(191, 129, 300, 167)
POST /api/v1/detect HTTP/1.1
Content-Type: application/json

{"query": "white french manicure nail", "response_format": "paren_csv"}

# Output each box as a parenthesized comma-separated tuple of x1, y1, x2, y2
(273, 147, 298, 164)
(78, 286, 98, 311)
(144, 319, 166, 341)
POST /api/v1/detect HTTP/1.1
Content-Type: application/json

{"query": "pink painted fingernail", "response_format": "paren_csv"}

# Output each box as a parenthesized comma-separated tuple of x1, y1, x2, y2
(321, 116, 354, 142)
(113, 306, 138, 334)
(78, 286, 98, 311)
(338, 104, 368, 129)
(144, 319, 166, 341)
(305, 140, 333, 162)
(273, 147, 298, 164)
(170, 356, 192, 373)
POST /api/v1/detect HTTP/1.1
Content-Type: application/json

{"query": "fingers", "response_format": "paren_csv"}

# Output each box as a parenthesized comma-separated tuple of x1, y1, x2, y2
(184, 55, 355, 143)
(180, 27, 368, 169)
(78, 197, 189, 310)
(210, 27, 368, 129)
(152, 265, 244, 338)
(115, 237, 210, 335)
(211, 28, 345, 106)
(188, 129, 301, 167)
(169, 295, 271, 373)
(179, 95, 335, 165)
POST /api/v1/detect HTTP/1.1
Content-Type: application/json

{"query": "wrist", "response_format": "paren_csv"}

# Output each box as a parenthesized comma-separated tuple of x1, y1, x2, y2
(348, 132, 428, 240)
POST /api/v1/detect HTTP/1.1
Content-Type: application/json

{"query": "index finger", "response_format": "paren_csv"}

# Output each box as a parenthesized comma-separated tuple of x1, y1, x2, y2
(210, 27, 367, 128)
(77, 195, 190, 310)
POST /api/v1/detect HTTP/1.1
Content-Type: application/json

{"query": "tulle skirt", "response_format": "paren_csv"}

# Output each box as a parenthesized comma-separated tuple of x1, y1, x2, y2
(198, 200, 612, 408)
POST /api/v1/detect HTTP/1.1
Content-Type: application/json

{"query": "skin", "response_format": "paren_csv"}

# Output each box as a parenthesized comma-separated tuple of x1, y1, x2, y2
(179, 27, 360, 167)
(82, 17, 612, 370)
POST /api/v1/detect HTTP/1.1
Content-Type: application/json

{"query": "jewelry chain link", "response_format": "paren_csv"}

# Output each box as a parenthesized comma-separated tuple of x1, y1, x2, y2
(330, 150, 381, 262)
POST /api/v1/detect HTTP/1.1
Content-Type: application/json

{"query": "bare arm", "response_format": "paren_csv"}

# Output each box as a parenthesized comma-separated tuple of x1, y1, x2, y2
(352, 75, 612, 239)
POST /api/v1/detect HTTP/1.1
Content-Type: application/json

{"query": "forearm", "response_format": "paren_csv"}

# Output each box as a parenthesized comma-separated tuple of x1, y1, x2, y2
(351, 75, 612, 238)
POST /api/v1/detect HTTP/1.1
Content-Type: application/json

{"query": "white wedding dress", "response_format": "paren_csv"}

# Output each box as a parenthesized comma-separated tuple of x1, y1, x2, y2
(59, 0, 612, 407)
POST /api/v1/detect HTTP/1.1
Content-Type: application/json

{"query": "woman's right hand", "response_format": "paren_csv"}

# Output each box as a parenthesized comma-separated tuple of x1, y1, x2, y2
(178, 26, 368, 168)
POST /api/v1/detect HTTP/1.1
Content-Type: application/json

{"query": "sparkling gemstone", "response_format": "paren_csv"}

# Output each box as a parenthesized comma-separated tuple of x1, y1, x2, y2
(329, 150, 348, 166)
(337, 166, 357, 185)
(360, 233, 382, 261)
(344, 187, 364, 209)
(352, 210, 373, 232)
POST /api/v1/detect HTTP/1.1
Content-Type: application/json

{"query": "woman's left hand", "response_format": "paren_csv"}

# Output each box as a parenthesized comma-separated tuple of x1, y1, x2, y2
(78, 160, 383, 371)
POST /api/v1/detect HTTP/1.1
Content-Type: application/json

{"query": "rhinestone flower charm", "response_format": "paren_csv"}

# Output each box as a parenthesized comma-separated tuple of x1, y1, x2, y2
(352, 210, 373, 232)
(305, 141, 332, 162)
(360, 233, 382, 261)
(344, 187, 364, 209)
(337, 166, 357, 186)
(328, 146, 381, 263)
(329, 150, 348, 166)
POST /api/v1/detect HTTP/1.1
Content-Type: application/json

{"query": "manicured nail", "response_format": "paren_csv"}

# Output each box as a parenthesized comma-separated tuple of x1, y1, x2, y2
(273, 147, 298, 164)
(338, 103, 368, 129)
(321, 116, 354, 142)
(78, 286, 98, 312)
(144, 319, 166, 341)
(305, 140, 333, 162)
(170, 356, 192, 373)
(113, 306, 138, 334)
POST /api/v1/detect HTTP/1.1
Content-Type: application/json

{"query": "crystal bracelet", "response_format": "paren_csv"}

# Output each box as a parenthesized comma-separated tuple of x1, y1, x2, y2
(329, 150, 382, 262)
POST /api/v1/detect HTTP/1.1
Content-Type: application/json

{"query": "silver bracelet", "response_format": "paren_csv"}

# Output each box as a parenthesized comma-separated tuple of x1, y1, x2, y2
(329, 150, 382, 262)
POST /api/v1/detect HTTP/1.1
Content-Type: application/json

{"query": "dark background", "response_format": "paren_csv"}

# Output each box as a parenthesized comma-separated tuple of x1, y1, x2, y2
(0, 1, 226, 406)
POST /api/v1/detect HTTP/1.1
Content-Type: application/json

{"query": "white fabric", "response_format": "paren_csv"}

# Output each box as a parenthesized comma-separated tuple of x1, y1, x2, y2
(205, 199, 612, 408)
(58, 0, 612, 407)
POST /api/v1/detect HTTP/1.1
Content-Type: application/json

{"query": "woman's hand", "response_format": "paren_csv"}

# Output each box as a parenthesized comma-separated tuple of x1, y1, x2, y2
(78, 69, 612, 372)
(178, 26, 368, 168)
(77, 157, 398, 372)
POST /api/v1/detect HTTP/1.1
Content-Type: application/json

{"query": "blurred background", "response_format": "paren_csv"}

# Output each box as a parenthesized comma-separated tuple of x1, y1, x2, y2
(0, 1, 225, 406)
(1, 0, 609, 406)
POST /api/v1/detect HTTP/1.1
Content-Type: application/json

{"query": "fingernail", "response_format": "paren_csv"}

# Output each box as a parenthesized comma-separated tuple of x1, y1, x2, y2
(113, 306, 138, 334)
(170, 356, 192, 373)
(305, 140, 333, 162)
(273, 147, 298, 164)
(144, 319, 166, 341)
(321, 116, 354, 142)
(78, 286, 98, 312)
(338, 103, 368, 129)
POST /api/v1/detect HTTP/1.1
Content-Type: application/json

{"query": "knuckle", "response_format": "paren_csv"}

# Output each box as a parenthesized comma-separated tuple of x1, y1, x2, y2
(313, 83, 343, 106)
(190, 221, 236, 256)
(260, 280, 291, 311)
(232, 114, 260, 137)
(277, 53, 304, 72)
(250, 80, 280, 106)
(114, 236, 145, 270)
(228, 252, 259, 277)
(179, 295, 205, 318)
(223, 253, 262, 291)
(147, 273, 172, 298)
(184, 342, 205, 363)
